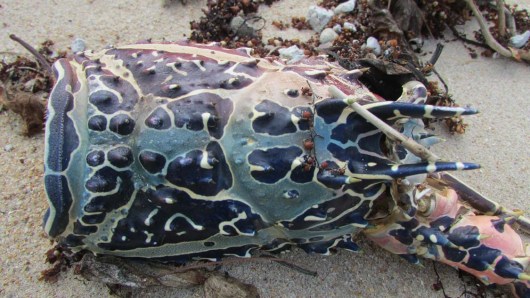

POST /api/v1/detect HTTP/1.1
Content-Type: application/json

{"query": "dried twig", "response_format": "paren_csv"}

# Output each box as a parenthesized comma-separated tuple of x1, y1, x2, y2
(16, 66, 46, 76)
(504, 7, 516, 36)
(463, 0, 530, 62)
(496, 0, 506, 38)
(9, 34, 53, 76)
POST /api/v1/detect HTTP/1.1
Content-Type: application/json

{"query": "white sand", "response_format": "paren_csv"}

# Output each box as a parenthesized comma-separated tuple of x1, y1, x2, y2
(0, 1, 528, 297)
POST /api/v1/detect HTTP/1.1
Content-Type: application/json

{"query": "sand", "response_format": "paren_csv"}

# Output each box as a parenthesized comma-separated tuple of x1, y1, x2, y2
(0, 0, 528, 297)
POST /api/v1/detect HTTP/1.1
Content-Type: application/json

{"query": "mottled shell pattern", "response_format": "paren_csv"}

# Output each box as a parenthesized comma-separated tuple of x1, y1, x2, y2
(43, 41, 529, 297)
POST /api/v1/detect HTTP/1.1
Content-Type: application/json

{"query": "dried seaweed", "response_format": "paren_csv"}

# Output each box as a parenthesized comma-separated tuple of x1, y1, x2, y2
(0, 39, 64, 136)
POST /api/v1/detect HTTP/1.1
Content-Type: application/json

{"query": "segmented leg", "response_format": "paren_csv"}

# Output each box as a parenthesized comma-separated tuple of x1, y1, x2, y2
(364, 180, 530, 298)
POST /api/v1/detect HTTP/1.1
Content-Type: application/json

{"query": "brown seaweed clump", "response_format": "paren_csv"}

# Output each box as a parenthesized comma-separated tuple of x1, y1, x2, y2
(0, 40, 65, 136)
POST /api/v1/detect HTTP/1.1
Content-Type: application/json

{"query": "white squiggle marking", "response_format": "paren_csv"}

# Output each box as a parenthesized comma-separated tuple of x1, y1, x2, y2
(222, 62, 254, 80)
(144, 208, 159, 226)
(429, 234, 438, 243)
(291, 157, 303, 170)
(165, 213, 204, 232)
(161, 75, 173, 84)
(200, 148, 213, 169)
(304, 70, 327, 77)
(304, 215, 326, 222)
(145, 65, 156, 73)
(249, 164, 266, 172)
(184, 58, 206, 71)
(424, 105, 434, 118)
(166, 62, 188, 76)
(143, 231, 154, 243)
(164, 197, 176, 204)
(426, 163, 437, 173)
(202, 112, 211, 134)
(386, 109, 406, 121)
(218, 212, 254, 236)
(291, 114, 300, 125)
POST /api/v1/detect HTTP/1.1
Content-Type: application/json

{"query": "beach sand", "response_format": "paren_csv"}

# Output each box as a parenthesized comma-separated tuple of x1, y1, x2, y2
(0, 1, 528, 297)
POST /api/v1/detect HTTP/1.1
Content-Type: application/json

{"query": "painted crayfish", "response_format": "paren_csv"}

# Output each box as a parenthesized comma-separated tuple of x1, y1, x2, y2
(42, 41, 529, 297)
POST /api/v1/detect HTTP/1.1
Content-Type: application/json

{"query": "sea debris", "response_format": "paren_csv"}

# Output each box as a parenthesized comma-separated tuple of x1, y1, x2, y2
(307, 5, 334, 32)
(509, 30, 530, 48)
(334, 0, 356, 14)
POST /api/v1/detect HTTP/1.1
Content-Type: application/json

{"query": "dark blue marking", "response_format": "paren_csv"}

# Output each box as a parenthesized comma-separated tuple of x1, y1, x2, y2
(252, 100, 297, 136)
(290, 161, 316, 183)
(366, 102, 478, 120)
(139, 151, 167, 174)
(97, 186, 265, 251)
(442, 246, 467, 263)
(298, 237, 342, 254)
(491, 218, 506, 233)
(81, 213, 107, 225)
(73, 221, 97, 235)
(281, 194, 364, 230)
(465, 245, 501, 271)
(330, 112, 376, 145)
(145, 107, 171, 130)
(83, 169, 134, 213)
(89, 87, 138, 115)
(83, 58, 108, 78)
(429, 216, 454, 232)
(447, 226, 480, 248)
(336, 236, 359, 252)
(394, 145, 408, 160)
(86, 150, 105, 167)
(62, 235, 85, 247)
(261, 238, 292, 253)
(88, 115, 107, 131)
(233, 62, 261, 77)
(389, 228, 413, 245)
(358, 162, 480, 178)
(107, 146, 134, 168)
(403, 220, 420, 231)
(109, 114, 135, 135)
(292, 106, 312, 131)
(248, 146, 302, 184)
(166, 93, 233, 139)
(316, 161, 347, 189)
(312, 201, 370, 232)
(166, 141, 232, 196)
(44, 174, 73, 237)
(100, 75, 139, 112)
(494, 256, 524, 279)
(412, 226, 451, 246)
(314, 99, 348, 124)
(85, 167, 120, 193)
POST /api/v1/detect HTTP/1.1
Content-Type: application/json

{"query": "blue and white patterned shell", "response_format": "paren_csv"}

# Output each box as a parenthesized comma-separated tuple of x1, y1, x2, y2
(43, 42, 477, 260)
